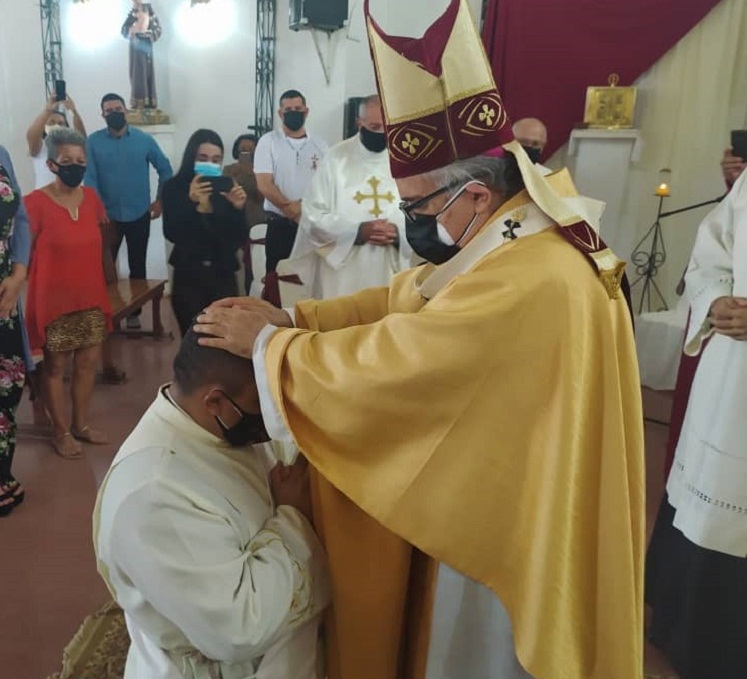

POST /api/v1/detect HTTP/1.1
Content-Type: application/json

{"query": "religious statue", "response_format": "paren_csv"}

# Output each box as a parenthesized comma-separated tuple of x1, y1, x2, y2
(121, 0, 162, 111)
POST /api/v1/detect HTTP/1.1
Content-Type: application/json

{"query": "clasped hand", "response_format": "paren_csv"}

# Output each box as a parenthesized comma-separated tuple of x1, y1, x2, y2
(709, 296, 747, 341)
(361, 219, 398, 246)
(194, 297, 293, 358)
(270, 457, 312, 522)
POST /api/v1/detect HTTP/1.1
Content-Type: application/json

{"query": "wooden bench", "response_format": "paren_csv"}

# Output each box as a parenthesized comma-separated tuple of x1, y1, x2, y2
(101, 222, 169, 339)
(107, 278, 167, 338)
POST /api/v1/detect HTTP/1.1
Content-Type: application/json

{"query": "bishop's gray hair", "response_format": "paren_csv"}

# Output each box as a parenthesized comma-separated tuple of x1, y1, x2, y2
(46, 128, 86, 160)
(428, 153, 525, 199)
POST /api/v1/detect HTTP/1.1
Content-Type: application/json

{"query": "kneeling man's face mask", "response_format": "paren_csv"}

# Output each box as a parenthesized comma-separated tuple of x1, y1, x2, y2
(213, 391, 271, 447)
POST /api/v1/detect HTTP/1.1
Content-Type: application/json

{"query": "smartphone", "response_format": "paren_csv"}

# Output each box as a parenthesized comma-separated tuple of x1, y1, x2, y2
(205, 176, 234, 193)
(731, 130, 747, 162)
(54, 79, 66, 103)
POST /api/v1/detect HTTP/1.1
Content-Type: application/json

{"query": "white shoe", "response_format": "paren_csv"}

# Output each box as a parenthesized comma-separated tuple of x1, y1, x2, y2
(126, 316, 142, 330)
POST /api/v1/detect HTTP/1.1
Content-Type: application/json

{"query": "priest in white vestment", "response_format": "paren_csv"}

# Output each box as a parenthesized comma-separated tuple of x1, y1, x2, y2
(278, 95, 412, 302)
(645, 169, 747, 679)
(667, 168, 747, 556)
(93, 329, 330, 679)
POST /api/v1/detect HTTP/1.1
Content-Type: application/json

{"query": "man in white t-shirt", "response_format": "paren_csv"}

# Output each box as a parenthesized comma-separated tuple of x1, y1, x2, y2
(254, 89, 328, 305)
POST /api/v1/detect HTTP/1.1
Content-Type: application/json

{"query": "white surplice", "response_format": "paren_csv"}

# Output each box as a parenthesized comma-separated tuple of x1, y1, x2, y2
(667, 170, 747, 557)
(279, 134, 413, 302)
(93, 387, 330, 679)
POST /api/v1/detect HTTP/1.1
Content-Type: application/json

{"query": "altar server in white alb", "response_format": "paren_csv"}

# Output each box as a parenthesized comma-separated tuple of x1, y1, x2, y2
(93, 329, 330, 679)
(280, 95, 412, 302)
(647, 169, 747, 679)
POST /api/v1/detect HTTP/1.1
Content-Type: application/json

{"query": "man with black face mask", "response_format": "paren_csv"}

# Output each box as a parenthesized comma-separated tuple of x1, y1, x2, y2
(276, 94, 413, 302)
(94, 327, 330, 679)
(512, 117, 552, 175)
(85, 92, 173, 329)
(254, 90, 328, 306)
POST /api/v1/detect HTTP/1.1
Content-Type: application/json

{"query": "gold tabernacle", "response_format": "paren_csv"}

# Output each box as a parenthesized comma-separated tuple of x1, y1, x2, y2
(584, 73, 636, 129)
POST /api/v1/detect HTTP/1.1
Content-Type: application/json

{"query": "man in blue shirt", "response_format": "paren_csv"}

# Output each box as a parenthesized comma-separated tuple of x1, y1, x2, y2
(85, 92, 172, 328)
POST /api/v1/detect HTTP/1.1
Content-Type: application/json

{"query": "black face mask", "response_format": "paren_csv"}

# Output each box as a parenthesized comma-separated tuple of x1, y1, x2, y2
(52, 162, 86, 188)
(283, 110, 305, 132)
(215, 392, 270, 447)
(522, 145, 542, 164)
(405, 214, 461, 265)
(105, 111, 127, 132)
(403, 183, 481, 264)
(359, 126, 387, 153)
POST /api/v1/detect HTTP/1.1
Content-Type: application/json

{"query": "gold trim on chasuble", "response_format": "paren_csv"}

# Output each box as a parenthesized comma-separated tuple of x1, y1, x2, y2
(505, 141, 626, 299)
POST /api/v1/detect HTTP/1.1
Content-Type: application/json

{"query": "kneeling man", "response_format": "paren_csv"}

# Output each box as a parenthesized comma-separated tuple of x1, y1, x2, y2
(94, 329, 330, 678)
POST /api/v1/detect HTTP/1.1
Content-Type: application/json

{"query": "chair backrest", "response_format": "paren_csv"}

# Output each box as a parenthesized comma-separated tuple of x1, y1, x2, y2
(277, 254, 315, 307)
(248, 223, 267, 298)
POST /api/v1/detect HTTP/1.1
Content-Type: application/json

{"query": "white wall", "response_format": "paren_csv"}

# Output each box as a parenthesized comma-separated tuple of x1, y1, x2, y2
(1, 0, 482, 186)
(0, 0, 482, 280)
(0, 0, 47, 191)
(273, 0, 483, 145)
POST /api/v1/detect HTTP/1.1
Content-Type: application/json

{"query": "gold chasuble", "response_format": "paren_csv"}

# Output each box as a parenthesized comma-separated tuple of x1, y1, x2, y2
(265, 216, 645, 679)
(260, 1, 644, 678)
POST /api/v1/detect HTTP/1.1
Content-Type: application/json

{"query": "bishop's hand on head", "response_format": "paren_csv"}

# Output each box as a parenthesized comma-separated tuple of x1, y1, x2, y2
(207, 296, 293, 327)
(194, 301, 291, 359)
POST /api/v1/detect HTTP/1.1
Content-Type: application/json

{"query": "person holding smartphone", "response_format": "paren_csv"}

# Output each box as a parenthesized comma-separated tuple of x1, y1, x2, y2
(162, 129, 248, 336)
(26, 91, 87, 189)
(721, 131, 747, 188)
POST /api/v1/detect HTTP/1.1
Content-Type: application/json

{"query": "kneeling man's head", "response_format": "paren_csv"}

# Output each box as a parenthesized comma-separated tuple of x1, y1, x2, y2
(171, 328, 270, 447)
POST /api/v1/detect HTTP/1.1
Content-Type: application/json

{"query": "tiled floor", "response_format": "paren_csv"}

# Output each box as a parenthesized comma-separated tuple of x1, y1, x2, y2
(0, 305, 677, 678)
(0, 308, 181, 679)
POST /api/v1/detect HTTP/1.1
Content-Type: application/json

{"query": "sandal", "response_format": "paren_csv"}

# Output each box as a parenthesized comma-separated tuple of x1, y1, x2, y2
(53, 432, 83, 460)
(4, 477, 25, 507)
(72, 425, 109, 445)
(0, 486, 15, 517)
(102, 367, 128, 385)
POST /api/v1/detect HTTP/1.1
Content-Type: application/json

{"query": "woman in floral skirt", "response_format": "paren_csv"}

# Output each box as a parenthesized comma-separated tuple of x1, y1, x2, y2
(0, 146, 31, 516)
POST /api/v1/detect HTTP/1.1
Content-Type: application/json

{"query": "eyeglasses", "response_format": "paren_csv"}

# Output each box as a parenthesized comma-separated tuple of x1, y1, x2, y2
(398, 184, 454, 222)
(399, 179, 487, 222)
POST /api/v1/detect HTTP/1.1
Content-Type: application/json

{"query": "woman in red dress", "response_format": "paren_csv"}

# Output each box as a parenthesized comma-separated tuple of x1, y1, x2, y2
(25, 129, 112, 459)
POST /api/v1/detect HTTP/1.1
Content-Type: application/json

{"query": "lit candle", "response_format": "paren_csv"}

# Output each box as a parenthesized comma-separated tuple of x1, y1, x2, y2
(655, 183, 670, 197)
(655, 168, 672, 197)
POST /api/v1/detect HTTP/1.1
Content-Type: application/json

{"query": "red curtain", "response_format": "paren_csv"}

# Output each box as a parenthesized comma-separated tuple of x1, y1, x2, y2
(482, 0, 723, 157)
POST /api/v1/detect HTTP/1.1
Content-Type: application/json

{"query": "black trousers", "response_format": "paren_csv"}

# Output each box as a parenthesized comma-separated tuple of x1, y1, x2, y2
(171, 266, 238, 337)
(264, 213, 298, 273)
(111, 211, 151, 280)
